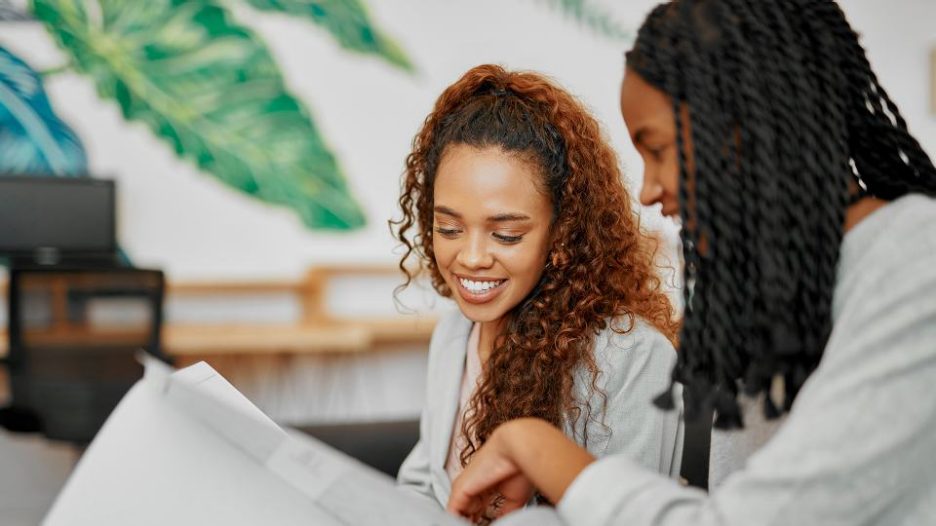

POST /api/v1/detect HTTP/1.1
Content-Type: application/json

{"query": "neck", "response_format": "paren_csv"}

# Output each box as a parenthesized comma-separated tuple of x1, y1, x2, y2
(844, 196, 889, 233)
(478, 318, 506, 365)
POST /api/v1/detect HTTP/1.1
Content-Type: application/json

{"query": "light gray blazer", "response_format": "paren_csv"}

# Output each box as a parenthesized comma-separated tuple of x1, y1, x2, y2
(397, 309, 684, 507)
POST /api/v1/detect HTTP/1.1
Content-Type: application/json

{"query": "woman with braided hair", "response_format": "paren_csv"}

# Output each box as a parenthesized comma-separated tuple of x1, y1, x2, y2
(393, 64, 685, 513)
(447, 0, 936, 524)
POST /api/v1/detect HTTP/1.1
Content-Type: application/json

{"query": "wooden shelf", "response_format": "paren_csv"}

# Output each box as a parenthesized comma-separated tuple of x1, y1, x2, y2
(0, 316, 436, 358)
(0, 265, 436, 359)
(163, 324, 371, 355)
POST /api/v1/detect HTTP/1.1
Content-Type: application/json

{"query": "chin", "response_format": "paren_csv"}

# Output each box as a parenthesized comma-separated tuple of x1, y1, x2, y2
(457, 302, 507, 324)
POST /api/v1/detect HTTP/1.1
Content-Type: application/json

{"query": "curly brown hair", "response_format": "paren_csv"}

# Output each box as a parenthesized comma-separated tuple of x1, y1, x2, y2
(391, 64, 678, 466)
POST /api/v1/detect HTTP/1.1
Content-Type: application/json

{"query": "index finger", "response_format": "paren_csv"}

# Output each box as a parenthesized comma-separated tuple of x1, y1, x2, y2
(446, 483, 484, 518)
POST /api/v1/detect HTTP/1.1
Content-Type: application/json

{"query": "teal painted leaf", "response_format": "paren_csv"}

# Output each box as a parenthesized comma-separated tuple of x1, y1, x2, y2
(245, 0, 412, 71)
(539, 0, 632, 41)
(31, 0, 366, 230)
(0, 45, 87, 175)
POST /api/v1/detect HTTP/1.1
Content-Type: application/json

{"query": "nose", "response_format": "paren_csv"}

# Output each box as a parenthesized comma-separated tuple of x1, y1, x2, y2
(639, 170, 664, 207)
(456, 232, 494, 270)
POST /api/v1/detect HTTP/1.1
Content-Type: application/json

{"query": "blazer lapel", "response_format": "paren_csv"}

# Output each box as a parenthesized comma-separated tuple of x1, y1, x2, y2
(430, 314, 472, 501)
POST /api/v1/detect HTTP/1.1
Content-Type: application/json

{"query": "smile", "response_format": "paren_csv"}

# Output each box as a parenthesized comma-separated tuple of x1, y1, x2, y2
(455, 276, 507, 304)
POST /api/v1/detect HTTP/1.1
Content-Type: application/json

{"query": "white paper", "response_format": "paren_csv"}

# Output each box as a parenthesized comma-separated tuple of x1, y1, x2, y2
(162, 360, 287, 462)
(44, 357, 466, 526)
(265, 430, 348, 501)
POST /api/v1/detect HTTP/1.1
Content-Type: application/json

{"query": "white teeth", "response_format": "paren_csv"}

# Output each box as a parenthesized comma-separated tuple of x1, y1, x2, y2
(459, 278, 503, 293)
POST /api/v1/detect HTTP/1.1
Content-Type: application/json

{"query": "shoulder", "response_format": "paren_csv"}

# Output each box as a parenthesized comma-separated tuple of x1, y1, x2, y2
(878, 195, 936, 267)
(431, 308, 471, 342)
(835, 194, 936, 323)
(427, 308, 472, 361)
(588, 316, 677, 392)
(592, 316, 677, 365)
(821, 195, 936, 378)
(841, 194, 936, 280)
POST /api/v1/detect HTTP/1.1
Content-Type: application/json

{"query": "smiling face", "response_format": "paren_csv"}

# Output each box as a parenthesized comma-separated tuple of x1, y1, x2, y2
(620, 67, 692, 220)
(432, 144, 553, 324)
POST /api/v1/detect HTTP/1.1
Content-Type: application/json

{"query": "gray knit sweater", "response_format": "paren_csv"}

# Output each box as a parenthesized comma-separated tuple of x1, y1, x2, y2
(556, 193, 936, 526)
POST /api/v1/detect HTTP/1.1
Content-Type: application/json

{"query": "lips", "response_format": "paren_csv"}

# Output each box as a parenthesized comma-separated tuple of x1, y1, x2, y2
(454, 275, 508, 304)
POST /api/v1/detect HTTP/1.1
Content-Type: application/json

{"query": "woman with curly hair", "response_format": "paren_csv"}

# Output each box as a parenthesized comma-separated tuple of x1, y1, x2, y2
(393, 64, 684, 510)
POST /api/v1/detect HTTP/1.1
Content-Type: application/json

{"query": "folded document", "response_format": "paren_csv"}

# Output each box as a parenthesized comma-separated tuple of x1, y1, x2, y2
(44, 357, 466, 526)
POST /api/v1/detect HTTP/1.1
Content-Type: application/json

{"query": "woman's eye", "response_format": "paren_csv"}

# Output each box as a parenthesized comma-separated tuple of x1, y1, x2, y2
(493, 232, 523, 244)
(434, 227, 460, 237)
(647, 145, 669, 160)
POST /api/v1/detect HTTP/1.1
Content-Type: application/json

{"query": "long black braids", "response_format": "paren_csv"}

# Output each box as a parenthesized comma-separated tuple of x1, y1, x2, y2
(628, 0, 936, 428)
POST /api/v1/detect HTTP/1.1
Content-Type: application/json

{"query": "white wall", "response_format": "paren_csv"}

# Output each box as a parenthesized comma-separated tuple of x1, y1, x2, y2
(842, 0, 936, 157)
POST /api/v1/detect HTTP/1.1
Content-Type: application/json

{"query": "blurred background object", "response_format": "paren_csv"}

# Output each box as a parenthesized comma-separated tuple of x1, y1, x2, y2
(930, 47, 936, 114)
(3, 267, 165, 442)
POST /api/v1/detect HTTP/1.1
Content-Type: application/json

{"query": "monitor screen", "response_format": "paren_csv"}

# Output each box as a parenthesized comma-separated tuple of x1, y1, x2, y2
(0, 176, 116, 255)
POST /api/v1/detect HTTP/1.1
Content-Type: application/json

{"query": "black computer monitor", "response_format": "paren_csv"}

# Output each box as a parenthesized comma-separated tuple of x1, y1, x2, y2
(0, 176, 116, 264)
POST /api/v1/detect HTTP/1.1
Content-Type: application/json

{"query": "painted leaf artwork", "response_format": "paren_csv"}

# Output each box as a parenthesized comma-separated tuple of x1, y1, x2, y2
(540, 0, 631, 41)
(246, 0, 413, 71)
(0, 45, 88, 176)
(31, 0, 366, 230)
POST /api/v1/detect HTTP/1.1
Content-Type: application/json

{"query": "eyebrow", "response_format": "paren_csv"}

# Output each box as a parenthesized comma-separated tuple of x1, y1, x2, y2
(433, 205, 462, 218)
(488, 213, 531, 222)
(434, 206, 531, 222)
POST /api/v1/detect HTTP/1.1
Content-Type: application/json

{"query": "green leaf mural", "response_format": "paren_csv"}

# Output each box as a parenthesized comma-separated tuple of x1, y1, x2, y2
(31, 0, 366, 230)
(539, 0, 632, 41)
(245, 0, 413, 71)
